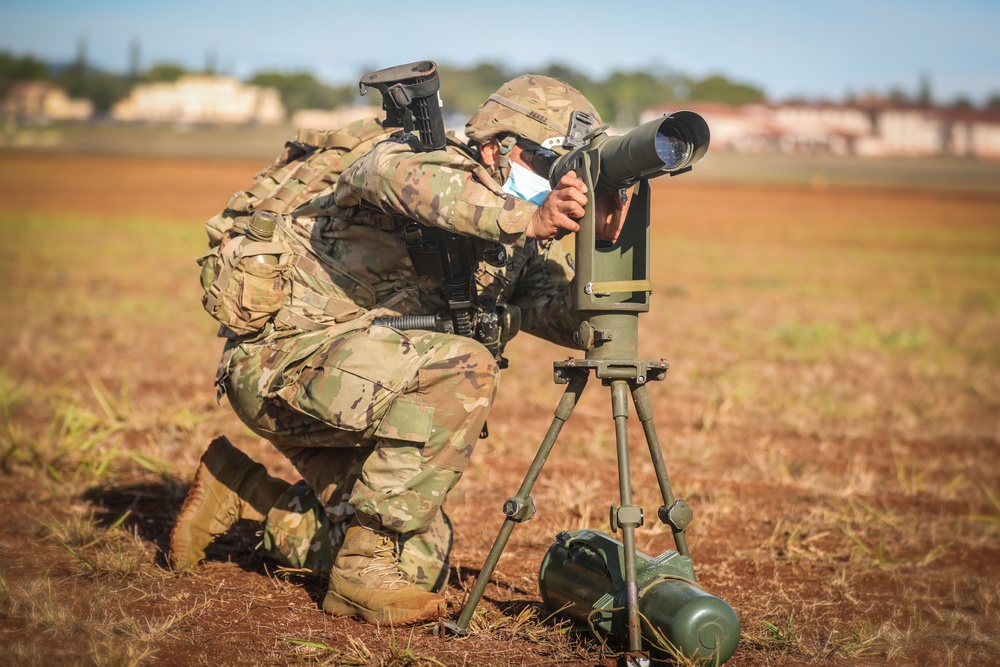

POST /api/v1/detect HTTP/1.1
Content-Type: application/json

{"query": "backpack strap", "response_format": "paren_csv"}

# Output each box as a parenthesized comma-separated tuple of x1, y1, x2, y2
(297, 127, 365, 150)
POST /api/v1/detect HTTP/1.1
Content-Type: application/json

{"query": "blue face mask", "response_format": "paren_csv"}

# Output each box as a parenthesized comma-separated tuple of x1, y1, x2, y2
(502, 161, 552, 206)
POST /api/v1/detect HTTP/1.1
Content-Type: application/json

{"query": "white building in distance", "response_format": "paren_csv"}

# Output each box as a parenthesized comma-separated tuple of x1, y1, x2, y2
(290, 105, 381, 130)
(2, 82, 94, 123)
(111, 75, 285, 125)
(642, 102, 1000, 160)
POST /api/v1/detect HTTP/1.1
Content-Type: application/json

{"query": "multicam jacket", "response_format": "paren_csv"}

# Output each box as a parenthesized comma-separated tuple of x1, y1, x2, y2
(275, 136, 583, 350)
(200, 122, 582, 352)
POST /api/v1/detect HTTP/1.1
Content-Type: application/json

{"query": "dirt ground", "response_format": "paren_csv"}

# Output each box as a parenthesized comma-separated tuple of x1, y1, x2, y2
(1, 150, 999, 666)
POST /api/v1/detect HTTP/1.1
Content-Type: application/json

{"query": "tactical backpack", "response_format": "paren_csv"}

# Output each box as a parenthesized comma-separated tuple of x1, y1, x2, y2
(198, 113, 400, 337)
(204, 114, 393, 246)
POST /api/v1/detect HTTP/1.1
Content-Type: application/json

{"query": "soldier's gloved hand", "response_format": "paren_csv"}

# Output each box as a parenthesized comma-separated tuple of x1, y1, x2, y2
(526, 170, 587, 240)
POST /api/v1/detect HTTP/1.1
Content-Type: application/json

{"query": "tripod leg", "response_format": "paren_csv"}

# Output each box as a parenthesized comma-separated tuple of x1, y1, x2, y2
(452, 370, 589, 634)
(631, 382, 692, 559)
(610, 380, 644, 653)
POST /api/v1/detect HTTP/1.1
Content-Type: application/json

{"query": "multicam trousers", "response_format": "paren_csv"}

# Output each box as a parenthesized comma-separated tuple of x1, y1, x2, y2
(219, 323, 498, 578)
(262, 480, 454, 592)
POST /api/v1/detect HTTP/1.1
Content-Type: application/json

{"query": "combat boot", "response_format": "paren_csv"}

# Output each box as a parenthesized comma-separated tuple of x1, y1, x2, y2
(323, 512, 446, 625)
(169, 435, 289, 569)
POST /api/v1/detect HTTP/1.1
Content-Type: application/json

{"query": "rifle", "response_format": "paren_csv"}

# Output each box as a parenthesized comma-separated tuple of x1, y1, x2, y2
(359, 61, 506, 362)
(359, 60, 447, 151)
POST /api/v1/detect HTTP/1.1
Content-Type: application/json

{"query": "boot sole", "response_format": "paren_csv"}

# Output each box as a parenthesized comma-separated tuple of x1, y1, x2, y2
(322, 588, 445, 625)
(168, 464, 215, 569)
(168, 437, 236, 569)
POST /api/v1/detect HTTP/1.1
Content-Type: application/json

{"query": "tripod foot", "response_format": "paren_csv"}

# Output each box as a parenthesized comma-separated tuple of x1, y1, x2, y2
(619, 652, 650, 667)
(433, 620, 468, 638)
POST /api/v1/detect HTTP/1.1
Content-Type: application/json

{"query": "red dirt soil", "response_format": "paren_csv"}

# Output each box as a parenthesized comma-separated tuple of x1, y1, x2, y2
(2, 151, 998, 666)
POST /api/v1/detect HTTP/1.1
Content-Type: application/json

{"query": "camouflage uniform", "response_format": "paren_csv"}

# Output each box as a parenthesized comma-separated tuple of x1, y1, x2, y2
(216, 139, 579, 555)
(263, 481, 454, 591)
(207, 76, 595, 601)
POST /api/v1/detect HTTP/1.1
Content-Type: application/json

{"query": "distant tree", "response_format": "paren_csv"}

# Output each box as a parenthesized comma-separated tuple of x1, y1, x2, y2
(917, 72, 933, 106)
(598, 69, 683, 126)
(128, 40, 141, 83)
(466, 61, 510, 90)
(438, 62, 688, 127)
(539, 62, 592, 93)
(61, 38, 89, 99)
(0, 51, 51, 93)
(986, 93, 1000, 111)
(538, 62, 617, 121)
(687, 74, 765, 106)
(249, 71, 354, 115)
(53, 38, 130, 113)
(82, 71, 131, 113)
(438, 61, 511, 116)
(887, 87, 910, 105)
(143, 63, 188, 83)
(204, 50, 217, 76)
(950, 96, 973, 109)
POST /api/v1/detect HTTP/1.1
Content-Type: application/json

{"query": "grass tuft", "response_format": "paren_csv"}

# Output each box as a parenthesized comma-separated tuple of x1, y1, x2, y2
(966, 484, 1000, 525)
(0, 571, 161, 666)
(822, 618, 902, 660)
(741, 613, 802, 655)
(39, 511, 150, 582)
(283, 630, 447, 667)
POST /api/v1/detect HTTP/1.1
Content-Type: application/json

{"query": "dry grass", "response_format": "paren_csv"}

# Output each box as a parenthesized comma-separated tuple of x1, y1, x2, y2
(1, 150, 999, 665)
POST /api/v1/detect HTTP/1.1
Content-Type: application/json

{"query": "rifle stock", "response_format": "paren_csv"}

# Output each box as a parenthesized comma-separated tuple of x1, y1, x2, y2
(359, 60, 447, 151)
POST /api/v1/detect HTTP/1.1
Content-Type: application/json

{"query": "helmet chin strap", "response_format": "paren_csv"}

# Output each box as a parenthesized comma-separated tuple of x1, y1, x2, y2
(496, 135, 517, 183)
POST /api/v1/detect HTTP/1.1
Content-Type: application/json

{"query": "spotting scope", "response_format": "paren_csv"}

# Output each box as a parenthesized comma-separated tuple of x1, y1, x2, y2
(530, 113, 739, 663)
(451, 108, 734, 664)
(545, 111, 711, 359)
(550, 110, 710, 196)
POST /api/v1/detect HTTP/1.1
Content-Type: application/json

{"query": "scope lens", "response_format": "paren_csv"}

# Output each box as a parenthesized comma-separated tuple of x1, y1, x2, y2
(655, 129, 691, 170)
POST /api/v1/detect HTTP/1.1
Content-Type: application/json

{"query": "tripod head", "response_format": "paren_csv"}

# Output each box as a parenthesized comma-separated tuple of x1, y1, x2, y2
(549, 112, 710, 362)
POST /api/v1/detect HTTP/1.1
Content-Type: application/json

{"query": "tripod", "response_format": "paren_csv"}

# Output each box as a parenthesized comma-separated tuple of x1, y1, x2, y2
(447, 176, 696, 656)
(452, 356, 694, 654)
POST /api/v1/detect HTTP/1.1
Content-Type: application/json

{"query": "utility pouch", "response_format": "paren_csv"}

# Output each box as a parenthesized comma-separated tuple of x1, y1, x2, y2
(269, 325, 425, 433)
(199, 230, 292, 336)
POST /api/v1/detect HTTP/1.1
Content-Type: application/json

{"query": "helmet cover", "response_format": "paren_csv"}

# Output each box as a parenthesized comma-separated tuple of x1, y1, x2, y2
(465, 75, 601, 150)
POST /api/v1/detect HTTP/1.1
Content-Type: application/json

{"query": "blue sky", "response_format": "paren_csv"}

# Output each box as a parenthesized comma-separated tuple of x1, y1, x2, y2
(2, 0, 998, 104)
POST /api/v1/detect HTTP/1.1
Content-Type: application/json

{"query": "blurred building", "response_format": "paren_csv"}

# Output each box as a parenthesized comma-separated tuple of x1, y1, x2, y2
(290, 105, 381, 130)
(641, 102, 1000, 160)
(2, 82, 94, 123)
(111, 75, 285, 125)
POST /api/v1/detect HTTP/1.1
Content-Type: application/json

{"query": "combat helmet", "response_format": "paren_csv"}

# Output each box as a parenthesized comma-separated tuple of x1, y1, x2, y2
(465, 75, 602, 151)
